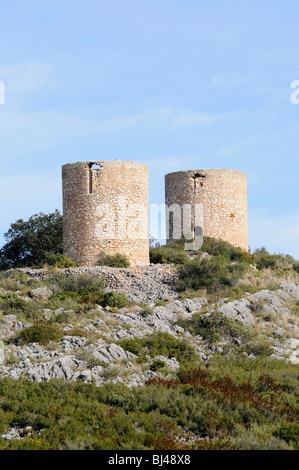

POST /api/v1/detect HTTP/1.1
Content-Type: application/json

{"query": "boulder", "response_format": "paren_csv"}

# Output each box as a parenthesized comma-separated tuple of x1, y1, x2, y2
(182, 297, 208, 313)
(164, 301, 186, 314)
(29, 286, 53, 300)
(279, 281, 299, 300)
(106, 343, 128, 360)
(216, 298, 255, 325)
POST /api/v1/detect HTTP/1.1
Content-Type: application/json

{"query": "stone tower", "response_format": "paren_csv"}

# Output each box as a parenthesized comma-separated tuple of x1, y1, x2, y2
(165, 168, 248, 251)
(62, 160, 149, 266)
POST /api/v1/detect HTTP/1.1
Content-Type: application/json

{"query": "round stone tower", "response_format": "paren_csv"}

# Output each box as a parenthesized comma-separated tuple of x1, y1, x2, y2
(165, 168, 248, 251)
(62, 160, 149, 266)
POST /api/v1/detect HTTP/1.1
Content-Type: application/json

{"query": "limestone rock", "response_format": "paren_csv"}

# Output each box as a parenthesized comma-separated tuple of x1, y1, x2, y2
(29, 286, 53, 300)
(216, 298, 255, 325)
(279, 281, 299, 299)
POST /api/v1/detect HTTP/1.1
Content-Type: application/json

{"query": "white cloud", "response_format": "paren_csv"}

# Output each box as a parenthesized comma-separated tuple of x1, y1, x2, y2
(0, 98, 220, 163)
(88, 106, 174, 133)
(218, 135, 262, 156)
(168, 109, 219, 129)
(88, 106, 219, 133)
(0, 107, 88, 161)
(1, 61, 54, 95)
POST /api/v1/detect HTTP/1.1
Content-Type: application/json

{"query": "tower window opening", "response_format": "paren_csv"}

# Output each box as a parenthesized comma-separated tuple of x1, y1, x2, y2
(89, 162, 102, 194)
(89, 162, 101, 170)
(193, 173, 206, 189)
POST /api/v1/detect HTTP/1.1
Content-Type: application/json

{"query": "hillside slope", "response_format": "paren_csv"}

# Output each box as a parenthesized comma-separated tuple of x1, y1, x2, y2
(0, 238, 298, 450)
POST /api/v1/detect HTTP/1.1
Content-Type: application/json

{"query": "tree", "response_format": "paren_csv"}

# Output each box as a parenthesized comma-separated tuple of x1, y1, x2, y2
(0, 210, 63, 269)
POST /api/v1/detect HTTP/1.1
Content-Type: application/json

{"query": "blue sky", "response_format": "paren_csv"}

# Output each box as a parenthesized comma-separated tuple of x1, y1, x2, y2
(0, 0, 299, 258)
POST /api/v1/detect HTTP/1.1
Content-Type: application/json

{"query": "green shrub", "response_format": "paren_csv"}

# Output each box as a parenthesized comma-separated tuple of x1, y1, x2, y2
(119, 338, 144, 355)
(184, 312, 255, 344)
(241, 339, 272, 357)
(202, 237, 253, 264)
(155, 299, 168, 307)
(176, 257, 235, 293)
(97, 252, 130, 268)
(50, 311, 72, 324)
(253, 247, 277, 270)
(0, 354, 298, 450)
(67, 327, 88, 338)
(0, 270, 28, 290)
(274, 423, 299, 447)
(43, 252, 79, 268)
(149, 237, 299, 280)
(150, 244, 189, 265)
(142, 306, 154, 316)
(50, 273, 106, 294)
(150, 360, 166, 371)
(120, 332, 196, 367)
(252, 247, 297, 273)
(75, 350, 105, 368)
(101, 291, 129, 309)
(15, 324, 63, 345)
(0, 293, 27, 314)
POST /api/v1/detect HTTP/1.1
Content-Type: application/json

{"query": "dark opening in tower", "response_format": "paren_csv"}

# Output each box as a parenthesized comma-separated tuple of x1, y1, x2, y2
(89, 162, 101, 194)
(193, 173, 206, 189)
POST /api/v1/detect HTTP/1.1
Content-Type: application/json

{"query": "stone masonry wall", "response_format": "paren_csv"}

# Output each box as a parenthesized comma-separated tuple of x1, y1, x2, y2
(165, 168, 248, 251)
(62, 160, 149, 266)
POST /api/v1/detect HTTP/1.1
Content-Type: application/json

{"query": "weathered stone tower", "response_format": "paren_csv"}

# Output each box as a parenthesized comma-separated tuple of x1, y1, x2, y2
(62, 160, 149, 266)
(165, 168, 248, 251)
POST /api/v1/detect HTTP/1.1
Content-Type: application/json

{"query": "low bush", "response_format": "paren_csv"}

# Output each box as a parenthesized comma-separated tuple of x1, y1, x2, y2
(0, 293, 46, 321)
(0, 293, 27, 315)
(150, 238, 299, 296)
(101, 291, 129, 309)
(0, 270, 28, 291)
(181, 312, 255, 345)
(150, 360, 166, 371)
(75, 350, 105, 368)
(42, 252, 79, 268)
(15, 324, 63, 345)
(50, 311, 72, 324)
(150, 243, 189, 265)
(97, 252, 130, 268)
(274, 423, 299, 448)
(241, 339, 272, 358)
(176, 257, 240, 293)
(119, 332, 196, 368)
(202, 237, 253, 264)
(50, 273, 106, 295)
(0, 354, 298, 450)
(67, 327, 88, 338)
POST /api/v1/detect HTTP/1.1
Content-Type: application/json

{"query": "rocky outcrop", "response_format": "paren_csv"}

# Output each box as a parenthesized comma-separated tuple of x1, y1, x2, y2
(17, 265, 179, 304)
(216, 298, 255, 325)
(1, 268, 298, 386)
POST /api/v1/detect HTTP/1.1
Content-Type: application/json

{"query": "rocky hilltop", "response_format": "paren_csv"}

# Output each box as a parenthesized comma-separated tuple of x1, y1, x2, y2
(0, 263, 298, 388)
(1, 239, 299, 450)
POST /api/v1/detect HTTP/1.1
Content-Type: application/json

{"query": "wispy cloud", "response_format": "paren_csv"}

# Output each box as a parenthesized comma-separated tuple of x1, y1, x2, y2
(0, 61, 55, 95)
(88, 106, 219, 133)
(0, 107, 87, 161)
(218, 135, 262, 156)
(168, 109, 219, 129)
(0, 103, 220, 162)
